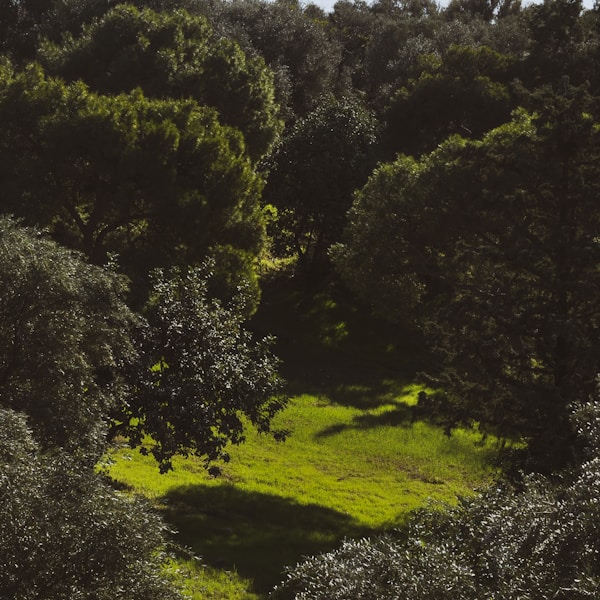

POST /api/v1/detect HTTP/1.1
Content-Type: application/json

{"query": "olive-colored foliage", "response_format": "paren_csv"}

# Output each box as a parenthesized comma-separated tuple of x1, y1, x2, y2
(118, 263, 288, 473)
(273, 401, 600, 600)
(0, 62, 265, 305)
(384, 44, 515, 157)
(444, 0, 522, 23)
(39, 4, 282, 162)
(265, 95, 378, 275)
(0, 217, 138, 460)
(0, 0, 115, 61)
(0, 217, 286, 474)
(0, 408, 183, 600)
(334, 96, 600, 470)
(180, 0, 344, 122)
(521, 0, 585, 85)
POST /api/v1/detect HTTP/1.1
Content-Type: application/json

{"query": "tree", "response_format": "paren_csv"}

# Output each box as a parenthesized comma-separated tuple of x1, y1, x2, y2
(0, 62, 266, 307)
(334, 94, 600, 471)
(181, 0, 344, 122)
(0, 408, 184, 600)
(0, 217, 138, 461)
(0, 216, 287, 471)
(521, 0, 585, 87)
(383, 44, 515, 157)
(264, 95, 378, 277)
(117, 263, 288, 474)
(39, 4, 282, 163)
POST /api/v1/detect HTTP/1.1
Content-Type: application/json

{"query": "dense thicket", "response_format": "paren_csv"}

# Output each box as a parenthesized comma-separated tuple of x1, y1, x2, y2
(0, 409, 183, 600)
(334, 99, 600, 471)
(1, 0, 600, 595)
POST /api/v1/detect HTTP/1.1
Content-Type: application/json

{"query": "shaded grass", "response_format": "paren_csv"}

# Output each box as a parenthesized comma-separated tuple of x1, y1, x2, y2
(108, 278, 501, 597)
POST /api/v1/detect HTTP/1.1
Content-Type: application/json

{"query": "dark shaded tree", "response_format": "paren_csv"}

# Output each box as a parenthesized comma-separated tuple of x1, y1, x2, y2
(0, 63, 266, 307)
(334, 93, 600, 471)
(264, 95, 378, 277)
(0, 217, 138, 460)
(383, 44, 515, 157)
(0, 408, 183, 600)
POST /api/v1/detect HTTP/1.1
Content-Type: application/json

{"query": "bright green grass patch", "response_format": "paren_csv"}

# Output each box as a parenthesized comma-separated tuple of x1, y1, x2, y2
(109, 386, 498, 596)
(108, 278, 502, 597)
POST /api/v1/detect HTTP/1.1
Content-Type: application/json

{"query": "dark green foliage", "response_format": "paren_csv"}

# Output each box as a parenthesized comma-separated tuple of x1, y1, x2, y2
(0, 408, 183, 600)
(185, 0, 344, 121)
(384, 44, 515, 157)
(265, 95, 378, 276)
(0, 217, 138, 460)
(39, 4, 282, 162)
(0, 0, 116, 61)
(0, 63, 265, 306)
(334, 97, 600, 470)
(0, 216, 287, 472)
(272, 401, 600, 600)
(119, 264, 287, 473)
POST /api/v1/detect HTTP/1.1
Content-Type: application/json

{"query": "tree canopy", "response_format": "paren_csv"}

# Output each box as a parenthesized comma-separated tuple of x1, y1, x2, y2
(334, 96, 600, 470)
(0, 217, 286, 470)
(0, 62, 267, 306)
(39, 4, 282, 163)
(0, 408, 183, 600)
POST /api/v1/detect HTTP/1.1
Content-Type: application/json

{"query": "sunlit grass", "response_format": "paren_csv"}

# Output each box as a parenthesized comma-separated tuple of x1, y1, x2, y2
(108, 278, 504, 598)
(109, 385, 498, 596)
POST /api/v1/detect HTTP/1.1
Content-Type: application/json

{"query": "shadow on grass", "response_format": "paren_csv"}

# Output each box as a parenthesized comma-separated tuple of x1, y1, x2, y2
(162, 483, 373, 594)
(251, 277, 433, 412)
(314, 402, 417, 438)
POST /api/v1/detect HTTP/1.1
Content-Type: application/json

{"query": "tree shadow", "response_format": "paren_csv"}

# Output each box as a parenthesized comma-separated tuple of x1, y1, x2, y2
(314, 402, 417, 438)
(250, 277, 433, 409)
(161, 483, 373, 594)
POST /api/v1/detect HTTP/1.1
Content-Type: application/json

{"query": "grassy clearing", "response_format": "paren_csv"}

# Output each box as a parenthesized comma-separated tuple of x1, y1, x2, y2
(109, 388, 497, 596)
(108, 278, 501, 598)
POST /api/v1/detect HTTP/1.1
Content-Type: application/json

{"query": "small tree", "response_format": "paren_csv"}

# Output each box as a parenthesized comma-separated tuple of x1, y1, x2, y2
(265, 95, 378, 277)
(119, 263, 287, 473)
(0, 216, 287, 471)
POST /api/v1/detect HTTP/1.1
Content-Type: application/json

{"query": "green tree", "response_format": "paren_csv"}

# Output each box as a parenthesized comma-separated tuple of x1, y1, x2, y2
(0, 217, 138, 460)
(0, 408, 183, 600)
(521, 0, 584, 87)
(334, 96, 600, 471)
(265, 95, 378, 277)
(39, 4, 282, 163)
(0, 63, 266, 306)
(119, 263, 287, 474)
(383, 44, 515, 157)
(183, 0, 344, 122)
(0, 216, 287, 471)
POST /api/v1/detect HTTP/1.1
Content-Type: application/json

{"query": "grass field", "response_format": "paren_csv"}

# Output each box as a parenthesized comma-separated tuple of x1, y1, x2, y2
(107, 278, 501, 598)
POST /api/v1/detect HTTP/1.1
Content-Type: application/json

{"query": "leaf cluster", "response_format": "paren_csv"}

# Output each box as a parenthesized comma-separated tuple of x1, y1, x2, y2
(0, 408, 183, 600)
